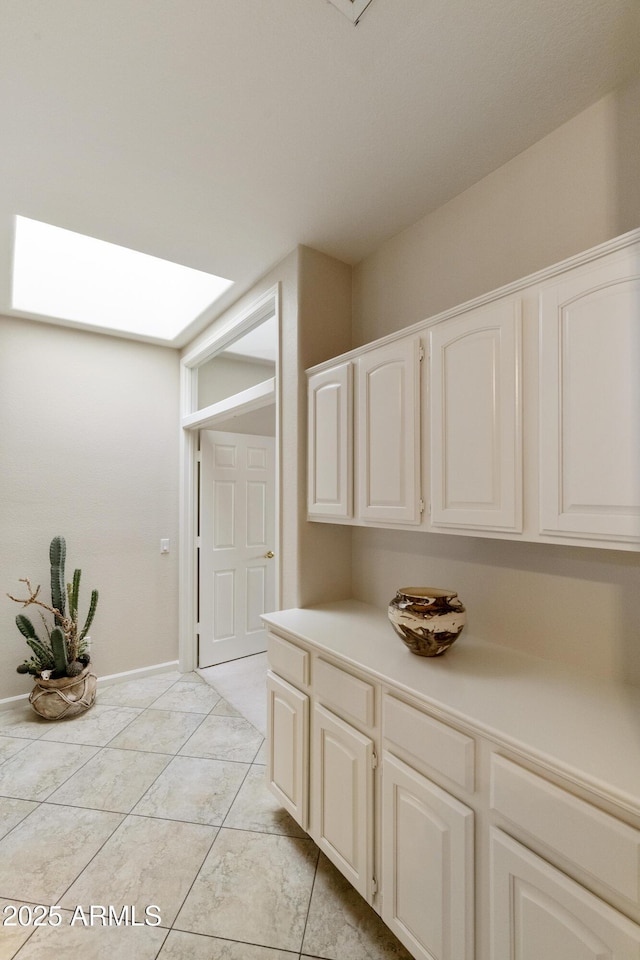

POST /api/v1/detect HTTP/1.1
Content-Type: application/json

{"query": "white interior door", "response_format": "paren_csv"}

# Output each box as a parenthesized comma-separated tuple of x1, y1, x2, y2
(198, 430, 276, 667)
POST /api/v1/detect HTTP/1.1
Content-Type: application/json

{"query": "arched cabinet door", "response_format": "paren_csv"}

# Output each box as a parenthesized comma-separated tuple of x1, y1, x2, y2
(266, 670, 309, 830)
(490, 830, 640, 960)
(356, 336, 422, 525)
(310, 703, 375, 903)
(428, 297, 522, 533)
(307, 361, 353, 520)
(539, 244, 640, 544)
(381, 752, 474, 960)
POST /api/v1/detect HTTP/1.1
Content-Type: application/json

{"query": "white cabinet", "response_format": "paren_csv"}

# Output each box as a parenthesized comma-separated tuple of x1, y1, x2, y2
(539, 244, 640, 544)
(489, 753, 640, 911)
(264, 603, 640, 960)
(490, 753, 640, 959)
(428, 298, 522, 532)
(381, 752, 474, 960)
(381, 693, 475, 960)
(306, 230, 640, 550)
(307, 361, 353, 519)
(356, 336, 422, 524)
(307, 335, 423, 526)
(267, 629, 377, 903)
(311, 702, 375, 901)
(266, 670, 309, 829)
(491, 829, 640, 960)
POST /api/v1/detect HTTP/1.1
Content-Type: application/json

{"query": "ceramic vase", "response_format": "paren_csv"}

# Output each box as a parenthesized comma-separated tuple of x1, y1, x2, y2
(388, 587, 466, 657)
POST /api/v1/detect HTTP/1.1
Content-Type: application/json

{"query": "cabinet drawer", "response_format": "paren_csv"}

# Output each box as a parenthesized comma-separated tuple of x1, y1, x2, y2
(267, 631, 309, 687)
(315, 658, 375, 728)
(383, 694, 475, 793)
(490, 754, 640, 908)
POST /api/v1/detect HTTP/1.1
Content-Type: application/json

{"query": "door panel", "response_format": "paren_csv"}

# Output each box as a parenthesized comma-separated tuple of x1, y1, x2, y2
(199, 430, 275, 667)
(213, 482, 235, 547)
(266, 670, 309, 829)
(356, 337, 421, 524)
(381, 752, 474, 960)
(428, 298, 522, 532)
(247, 481, 267, 544)
(311, 703, 374, 901)
(539, 248, 640, 542)
(307, 361, 353, 519)
(491, 830, 640, 960)
(213, 569, 235, 640)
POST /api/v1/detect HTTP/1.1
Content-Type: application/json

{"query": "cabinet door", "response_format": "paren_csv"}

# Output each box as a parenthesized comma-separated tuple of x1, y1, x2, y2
(307, 362, 353, 519)
(311, 703, 375, 901)
(428, 299, 522, 531)
(266, 670, 309, 829)
(491, 829, 640, 960)
(539, 246, 640, 543)
(381, 752, 474, 960)
(357, 337, 422, 524)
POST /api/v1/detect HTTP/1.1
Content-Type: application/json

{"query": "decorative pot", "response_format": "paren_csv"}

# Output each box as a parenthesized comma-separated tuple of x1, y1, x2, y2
(29, 665, 97, 720)
(388, 587, 466, 657)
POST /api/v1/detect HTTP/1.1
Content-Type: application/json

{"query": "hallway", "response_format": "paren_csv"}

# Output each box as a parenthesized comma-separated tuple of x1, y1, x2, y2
(0, 662, 410, 959)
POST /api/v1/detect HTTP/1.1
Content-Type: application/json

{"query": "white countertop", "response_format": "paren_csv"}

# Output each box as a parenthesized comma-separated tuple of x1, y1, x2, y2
(263, 600, 640, 815)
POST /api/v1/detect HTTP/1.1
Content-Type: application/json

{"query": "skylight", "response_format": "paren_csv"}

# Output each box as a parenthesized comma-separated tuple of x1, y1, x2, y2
(11, 216, 234, 342)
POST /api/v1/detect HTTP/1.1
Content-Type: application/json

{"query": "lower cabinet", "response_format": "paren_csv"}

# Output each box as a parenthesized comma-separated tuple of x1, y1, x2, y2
(381, 752, 474, 960)
(266, 669, 309, 829)
(265, 620, 640, 960)
(310, 702, 375, 901)
(490, 829, 640, 960)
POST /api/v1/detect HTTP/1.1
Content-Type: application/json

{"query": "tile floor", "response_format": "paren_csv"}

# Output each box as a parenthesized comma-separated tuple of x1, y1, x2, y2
(0, 659, 411, 959)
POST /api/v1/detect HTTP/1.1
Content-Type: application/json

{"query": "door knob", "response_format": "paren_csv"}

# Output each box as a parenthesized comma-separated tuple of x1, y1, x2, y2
(264, 550, 275, 559)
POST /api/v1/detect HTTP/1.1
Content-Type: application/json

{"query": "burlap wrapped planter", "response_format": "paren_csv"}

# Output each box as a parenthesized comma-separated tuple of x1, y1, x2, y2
(29, 665, 97, 720)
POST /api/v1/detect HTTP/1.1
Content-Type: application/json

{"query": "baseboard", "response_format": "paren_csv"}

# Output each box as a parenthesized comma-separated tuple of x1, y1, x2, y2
(97, 660, 180, 688)
(0, 660, 181, 712)
(0, 693, 29, 712)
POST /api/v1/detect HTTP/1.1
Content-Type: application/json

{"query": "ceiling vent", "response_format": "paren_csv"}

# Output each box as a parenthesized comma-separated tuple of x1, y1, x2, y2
(325, 0, 375, 24)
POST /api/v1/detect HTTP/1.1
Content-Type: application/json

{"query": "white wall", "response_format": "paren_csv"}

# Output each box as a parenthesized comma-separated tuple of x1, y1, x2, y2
(0, 317, 180, 701)
(354, 78, 640, 345)
(351, 79, 640, 684)
(197, 355, 275, 408)
(297, 245, 353, 608)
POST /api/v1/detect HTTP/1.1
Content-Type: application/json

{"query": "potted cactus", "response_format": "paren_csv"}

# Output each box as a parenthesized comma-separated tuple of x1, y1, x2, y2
(7, 535, 98, 719)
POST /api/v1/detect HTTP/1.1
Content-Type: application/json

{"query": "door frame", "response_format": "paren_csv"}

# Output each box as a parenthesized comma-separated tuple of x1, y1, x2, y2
(178, 284, 281, 673)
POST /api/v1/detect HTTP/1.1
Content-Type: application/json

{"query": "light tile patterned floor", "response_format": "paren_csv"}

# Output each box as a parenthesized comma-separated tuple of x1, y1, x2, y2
(0, 662, 411, 959)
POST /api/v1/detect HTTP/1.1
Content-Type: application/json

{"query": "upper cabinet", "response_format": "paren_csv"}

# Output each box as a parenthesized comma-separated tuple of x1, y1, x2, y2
(306, 229, 640, 551)
(307, 337, 423, 526)
(428, 298, 522, 533)
(356, 337, 422, 525)
(307, 361, 353, 520)
(539, 244, 640, 545)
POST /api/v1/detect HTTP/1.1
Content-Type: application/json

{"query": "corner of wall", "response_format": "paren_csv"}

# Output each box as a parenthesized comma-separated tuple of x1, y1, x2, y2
(296, 246, 354, 607)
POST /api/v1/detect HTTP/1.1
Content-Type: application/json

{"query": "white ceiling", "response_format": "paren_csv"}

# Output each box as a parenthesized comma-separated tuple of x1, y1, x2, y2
(2, 0, 639, 346)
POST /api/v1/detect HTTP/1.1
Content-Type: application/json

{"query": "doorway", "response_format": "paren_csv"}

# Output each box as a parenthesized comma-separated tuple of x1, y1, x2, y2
(198, 429, 276, 667)
(179, 286, 280, 675)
